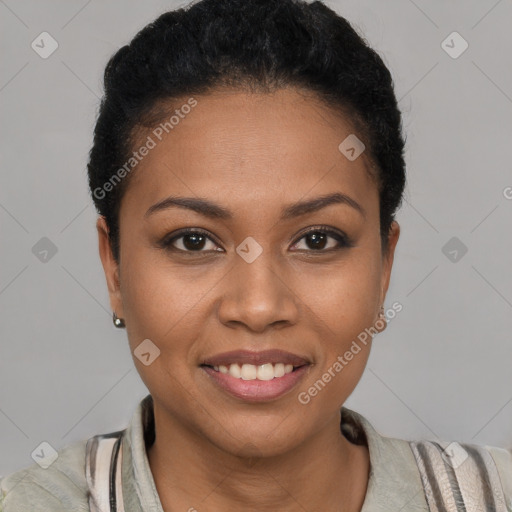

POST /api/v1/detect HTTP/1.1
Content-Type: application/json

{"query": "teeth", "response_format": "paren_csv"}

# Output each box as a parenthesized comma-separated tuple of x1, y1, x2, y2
(257, 363, 274, 381)
(229, 364, 241, 379)
(241, 364, 257, 380)
(213, 362, 297, 380)
(274, 363, 285, 378)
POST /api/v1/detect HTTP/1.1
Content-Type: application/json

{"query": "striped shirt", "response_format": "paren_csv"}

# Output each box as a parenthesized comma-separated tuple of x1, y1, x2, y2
(1, 393, 511, 511)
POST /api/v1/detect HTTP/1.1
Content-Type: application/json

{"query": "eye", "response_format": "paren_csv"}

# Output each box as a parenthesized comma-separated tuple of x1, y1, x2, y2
(291, 226, 352, 252)
(160, 226, 352, 254)
(161, 228, 223, 253)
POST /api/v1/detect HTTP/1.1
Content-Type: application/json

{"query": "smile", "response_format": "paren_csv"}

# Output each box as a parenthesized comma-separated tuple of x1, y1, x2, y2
(210, 362, 295, 381)
(200, 349, 312, 402)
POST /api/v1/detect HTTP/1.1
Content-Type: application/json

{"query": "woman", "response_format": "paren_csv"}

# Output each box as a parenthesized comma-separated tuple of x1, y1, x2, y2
(1, 0, 510, 510)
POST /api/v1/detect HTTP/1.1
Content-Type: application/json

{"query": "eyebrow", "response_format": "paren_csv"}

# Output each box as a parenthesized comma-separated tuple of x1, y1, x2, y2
(144, 192, 366, 221)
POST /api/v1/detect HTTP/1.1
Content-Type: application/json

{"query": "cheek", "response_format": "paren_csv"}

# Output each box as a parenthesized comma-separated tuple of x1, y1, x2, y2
(292, 251, 382, 332)
(120, 261, 206, 398)
(119, 248, 209, 361)
(292, 262, 378, 412)
(289, 251, 381, 398)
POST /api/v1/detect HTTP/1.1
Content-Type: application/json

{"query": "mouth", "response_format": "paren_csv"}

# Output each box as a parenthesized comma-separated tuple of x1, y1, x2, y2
(200, 349, 312, 402)
(200, 362, 306, 381)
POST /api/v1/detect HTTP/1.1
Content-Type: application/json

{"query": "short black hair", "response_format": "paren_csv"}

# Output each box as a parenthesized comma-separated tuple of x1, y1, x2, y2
(87, 0, 406, 262)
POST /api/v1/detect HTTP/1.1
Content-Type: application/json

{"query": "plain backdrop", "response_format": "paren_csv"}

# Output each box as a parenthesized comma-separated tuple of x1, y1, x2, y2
(1, 0, 511, 476)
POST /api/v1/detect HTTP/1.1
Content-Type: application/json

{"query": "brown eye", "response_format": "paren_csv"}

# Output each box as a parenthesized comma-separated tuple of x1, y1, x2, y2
(291, 227, 352, 252)
(304, 232, 330, 250)
(161, 229, 222, 253)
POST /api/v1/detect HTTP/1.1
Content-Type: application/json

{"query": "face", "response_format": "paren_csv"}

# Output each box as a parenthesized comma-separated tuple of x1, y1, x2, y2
(97, 87, 400, 458)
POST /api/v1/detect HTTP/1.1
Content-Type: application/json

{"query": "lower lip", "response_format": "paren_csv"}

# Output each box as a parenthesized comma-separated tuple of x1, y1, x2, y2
(201, 365, 310, 402)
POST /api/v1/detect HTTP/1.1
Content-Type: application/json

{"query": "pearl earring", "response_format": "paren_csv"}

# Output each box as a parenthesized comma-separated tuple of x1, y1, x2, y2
(113, 311, 126, 328)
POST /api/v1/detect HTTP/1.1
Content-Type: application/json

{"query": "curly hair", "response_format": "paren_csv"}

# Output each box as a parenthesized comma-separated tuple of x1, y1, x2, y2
(87, 0, 406, 262)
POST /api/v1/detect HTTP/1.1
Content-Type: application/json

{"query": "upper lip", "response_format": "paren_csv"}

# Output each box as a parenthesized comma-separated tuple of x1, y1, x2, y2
(201, 349, 311, 367)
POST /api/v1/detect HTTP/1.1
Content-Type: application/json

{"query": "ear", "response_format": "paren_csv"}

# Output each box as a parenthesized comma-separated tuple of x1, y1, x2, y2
(379, 220, 400, 309)
(96, 216, 124, 318)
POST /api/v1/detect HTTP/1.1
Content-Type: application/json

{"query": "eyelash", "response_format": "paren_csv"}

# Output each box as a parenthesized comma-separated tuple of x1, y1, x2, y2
(160, 225, 353, 254)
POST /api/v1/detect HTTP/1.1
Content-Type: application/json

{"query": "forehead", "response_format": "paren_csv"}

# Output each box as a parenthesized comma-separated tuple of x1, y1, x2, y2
(121, 87, 378, 220)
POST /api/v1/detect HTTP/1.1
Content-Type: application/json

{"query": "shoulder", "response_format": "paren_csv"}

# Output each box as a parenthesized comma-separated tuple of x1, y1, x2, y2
(408, 438, 512, 510)
(0, 438, 90, 512)
(484, 443, 512, 505)
(342, 407, 512, 510)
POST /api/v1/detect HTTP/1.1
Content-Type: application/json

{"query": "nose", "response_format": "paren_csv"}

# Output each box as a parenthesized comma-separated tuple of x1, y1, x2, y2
(216, 249, 300, 333)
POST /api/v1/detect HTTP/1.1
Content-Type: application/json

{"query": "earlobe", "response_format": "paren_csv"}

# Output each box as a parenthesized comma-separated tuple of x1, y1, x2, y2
(376, 304, 387, 333)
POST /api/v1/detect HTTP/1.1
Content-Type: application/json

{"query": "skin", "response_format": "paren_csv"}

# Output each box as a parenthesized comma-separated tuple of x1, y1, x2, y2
(97, 86, 400, 511)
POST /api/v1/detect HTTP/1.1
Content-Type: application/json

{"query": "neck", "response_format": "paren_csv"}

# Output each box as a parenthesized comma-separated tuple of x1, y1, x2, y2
(147, 405, 370, 512)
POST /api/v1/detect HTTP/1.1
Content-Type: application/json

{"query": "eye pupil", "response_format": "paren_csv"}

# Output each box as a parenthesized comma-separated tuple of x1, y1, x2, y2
(306, 232, 327, 250)
(164, 227, 347, 254)
(183, 233, 206, 250)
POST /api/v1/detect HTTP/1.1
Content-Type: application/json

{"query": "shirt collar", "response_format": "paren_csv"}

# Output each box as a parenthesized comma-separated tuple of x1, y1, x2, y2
(121, 394, 427, 511)
(341, 407, 428, 511)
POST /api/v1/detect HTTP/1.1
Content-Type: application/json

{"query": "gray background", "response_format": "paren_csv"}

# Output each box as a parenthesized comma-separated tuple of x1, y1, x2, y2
(1, 0, 511, 476)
